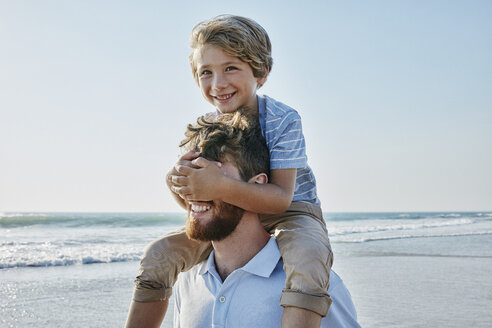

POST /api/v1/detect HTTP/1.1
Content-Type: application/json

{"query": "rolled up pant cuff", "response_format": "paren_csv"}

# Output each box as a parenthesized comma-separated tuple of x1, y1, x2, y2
(280, 289, 332, 317)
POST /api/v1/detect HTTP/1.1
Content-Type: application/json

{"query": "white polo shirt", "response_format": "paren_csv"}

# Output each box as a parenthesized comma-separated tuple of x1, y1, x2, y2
(173, 237, 360, 328)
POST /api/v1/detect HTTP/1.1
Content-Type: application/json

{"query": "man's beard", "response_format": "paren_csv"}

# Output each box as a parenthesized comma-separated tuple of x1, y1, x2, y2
(186, 202, 245, 242)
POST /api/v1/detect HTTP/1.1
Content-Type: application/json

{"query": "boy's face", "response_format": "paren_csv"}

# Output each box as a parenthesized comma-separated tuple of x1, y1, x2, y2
(193, 44, 267, 114)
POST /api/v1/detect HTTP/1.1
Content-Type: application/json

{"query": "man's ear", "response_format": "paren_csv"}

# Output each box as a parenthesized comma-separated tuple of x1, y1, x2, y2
(247, 173, 268, 185)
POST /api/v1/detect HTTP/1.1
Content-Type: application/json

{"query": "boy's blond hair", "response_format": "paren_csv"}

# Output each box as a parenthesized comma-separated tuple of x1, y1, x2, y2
(189, 15, 273, 87)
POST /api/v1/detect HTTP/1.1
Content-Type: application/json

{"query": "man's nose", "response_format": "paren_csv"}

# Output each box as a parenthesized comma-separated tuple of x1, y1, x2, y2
(212, 73, 228, 90)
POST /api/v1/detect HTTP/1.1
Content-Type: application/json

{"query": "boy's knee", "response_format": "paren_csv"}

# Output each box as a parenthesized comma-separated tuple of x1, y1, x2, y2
(142, 236, 178, 263)
(142, 229, 192, 265)
(277, 230, 332, 260)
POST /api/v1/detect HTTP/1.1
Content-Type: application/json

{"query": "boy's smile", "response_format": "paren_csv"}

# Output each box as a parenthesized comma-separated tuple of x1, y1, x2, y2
(193, 44, 267, 114)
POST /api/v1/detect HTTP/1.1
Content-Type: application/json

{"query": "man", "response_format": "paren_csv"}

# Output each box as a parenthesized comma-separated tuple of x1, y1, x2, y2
(127, 112, 360, 327)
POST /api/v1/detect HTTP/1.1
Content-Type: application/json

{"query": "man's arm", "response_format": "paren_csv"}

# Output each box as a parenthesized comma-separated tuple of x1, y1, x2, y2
(125, 300, 169, 328)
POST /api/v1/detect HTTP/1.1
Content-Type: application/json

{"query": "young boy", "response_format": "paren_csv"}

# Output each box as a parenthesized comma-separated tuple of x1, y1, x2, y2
(126, 15, 333, 328)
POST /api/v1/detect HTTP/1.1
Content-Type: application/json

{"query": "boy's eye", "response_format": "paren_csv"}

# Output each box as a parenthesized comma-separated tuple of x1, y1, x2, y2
(225, 66, 237, 72)
(200, 70, 212, 76)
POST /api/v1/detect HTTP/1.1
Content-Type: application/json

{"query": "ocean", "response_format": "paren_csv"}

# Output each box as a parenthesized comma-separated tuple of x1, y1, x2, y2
(1, 212, 492, 327)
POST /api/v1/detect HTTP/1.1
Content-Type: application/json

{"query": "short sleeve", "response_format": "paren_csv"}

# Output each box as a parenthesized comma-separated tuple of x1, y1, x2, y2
(269, 111, 307, 170)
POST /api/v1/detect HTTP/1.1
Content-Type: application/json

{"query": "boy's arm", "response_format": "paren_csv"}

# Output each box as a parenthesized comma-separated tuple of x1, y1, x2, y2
(171, 158, 295, 214)
(222, 167, 296, 213)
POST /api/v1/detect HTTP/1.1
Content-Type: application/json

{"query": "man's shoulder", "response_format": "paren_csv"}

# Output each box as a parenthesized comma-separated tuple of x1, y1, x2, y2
(174, 260, 211, 307)
(176, 259, 207, 284)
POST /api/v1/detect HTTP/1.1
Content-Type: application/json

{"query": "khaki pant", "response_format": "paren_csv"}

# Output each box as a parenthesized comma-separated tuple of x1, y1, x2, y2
(133, 202, 333, 317)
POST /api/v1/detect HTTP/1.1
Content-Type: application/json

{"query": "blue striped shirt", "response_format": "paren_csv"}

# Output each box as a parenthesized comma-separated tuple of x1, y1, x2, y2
(258, 95, 320, 205)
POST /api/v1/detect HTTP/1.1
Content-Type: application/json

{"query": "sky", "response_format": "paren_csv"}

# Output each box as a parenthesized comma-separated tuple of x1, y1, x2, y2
(1, 0, 491, 212)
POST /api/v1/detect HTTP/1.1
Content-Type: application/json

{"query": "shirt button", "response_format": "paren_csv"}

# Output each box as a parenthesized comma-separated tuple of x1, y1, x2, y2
(219, 296, 226, 303)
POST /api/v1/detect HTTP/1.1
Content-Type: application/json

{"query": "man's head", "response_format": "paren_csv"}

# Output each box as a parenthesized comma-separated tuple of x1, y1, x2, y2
(180, 111, 270, 241)
(189, 15, 273, 86)
(180, 110, 270, 182)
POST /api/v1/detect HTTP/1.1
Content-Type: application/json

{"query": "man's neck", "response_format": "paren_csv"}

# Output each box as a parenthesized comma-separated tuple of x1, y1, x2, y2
(212, 212, 270, 281)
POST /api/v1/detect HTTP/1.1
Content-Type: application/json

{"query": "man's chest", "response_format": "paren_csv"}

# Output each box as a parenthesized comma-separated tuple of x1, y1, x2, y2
(177, 272, 283, 327)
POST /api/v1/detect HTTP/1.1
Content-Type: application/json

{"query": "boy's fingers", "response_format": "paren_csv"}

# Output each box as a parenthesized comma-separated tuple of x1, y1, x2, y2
(176, 159, 193, 168)
(176, 159, 190, 166)
(191, 157, 209, 168)
(191, 157, 222, 168)
(177, 159, 201, 169)
(168, 175, 188, 186)
(174, 164, 194, 176)
(171, 185, 190, 196)
(180, 151, 201, 161)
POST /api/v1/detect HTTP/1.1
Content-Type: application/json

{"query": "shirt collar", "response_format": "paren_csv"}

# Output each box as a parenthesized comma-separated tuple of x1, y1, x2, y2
(241, 237, 280, 278)
(199, 237, 280, 279)
(198, 251, 215, 276)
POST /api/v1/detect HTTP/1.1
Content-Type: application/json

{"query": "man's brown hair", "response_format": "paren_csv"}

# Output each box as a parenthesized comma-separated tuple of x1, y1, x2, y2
(180, 110, 270, 182)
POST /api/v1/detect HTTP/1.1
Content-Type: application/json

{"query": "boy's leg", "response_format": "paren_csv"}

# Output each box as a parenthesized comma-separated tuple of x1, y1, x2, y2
(133, 227, 213, 302)
(260, 202, 333, 317)
(282, 307, 322, 328)
(125, 299, 168, 328)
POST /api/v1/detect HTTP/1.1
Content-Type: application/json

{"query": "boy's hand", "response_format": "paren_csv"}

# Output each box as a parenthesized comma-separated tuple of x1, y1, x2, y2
(169, 157, 224, 201)
(166, 151, 200, 197)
